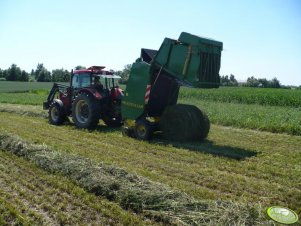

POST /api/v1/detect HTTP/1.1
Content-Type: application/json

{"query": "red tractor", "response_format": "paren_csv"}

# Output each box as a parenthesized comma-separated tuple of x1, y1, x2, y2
(43, 66, 123, 129)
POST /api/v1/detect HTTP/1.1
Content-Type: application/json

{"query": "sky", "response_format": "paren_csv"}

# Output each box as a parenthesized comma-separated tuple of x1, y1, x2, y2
(0, 0, 300, 85)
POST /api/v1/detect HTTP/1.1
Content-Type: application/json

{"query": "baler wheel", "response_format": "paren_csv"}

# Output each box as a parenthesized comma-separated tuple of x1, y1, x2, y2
(121, 126, 135, 138)
(134, 119, 153, 140)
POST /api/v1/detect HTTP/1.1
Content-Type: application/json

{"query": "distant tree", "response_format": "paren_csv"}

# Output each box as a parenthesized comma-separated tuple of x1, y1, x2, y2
(75, 65, 86, 70)
(269, 77, 281, 88)
(62, 70, 70, 82)
(30, 69, 34, 77)
(2, 70, 8, 79)
(229, 74, 238, 86)
(33, 63, 51, 82)
(245, 76, 260, 87)
(0, 68, 3, 78)
(220, 75, 230, 86)
(37, 68, 51, 82)
(220, 74, 238, 86)
(244, 76, 281, 88)
(20, 70, 29, 81)
(52, 68, 70, 82)
(6, 64, 21, 81)
(34, 63, 44, 80)
(258, 78, 269, 88)
(119, 64, 132, 84)
(28, 69, 35, 82)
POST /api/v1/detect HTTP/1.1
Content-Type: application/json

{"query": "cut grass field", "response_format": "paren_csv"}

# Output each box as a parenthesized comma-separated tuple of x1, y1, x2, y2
(0, 111, 300, 223)
(0, 151, 152, 225)
(0, 82, 300, 224)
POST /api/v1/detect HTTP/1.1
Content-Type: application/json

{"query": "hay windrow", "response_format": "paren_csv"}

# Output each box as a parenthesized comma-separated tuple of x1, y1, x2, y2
(0, 103, 47, 118)
(0, 133, 268, 225)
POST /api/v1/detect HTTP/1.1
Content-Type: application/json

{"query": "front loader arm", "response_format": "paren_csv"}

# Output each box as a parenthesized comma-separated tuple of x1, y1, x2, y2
(43, 83, 69, 109)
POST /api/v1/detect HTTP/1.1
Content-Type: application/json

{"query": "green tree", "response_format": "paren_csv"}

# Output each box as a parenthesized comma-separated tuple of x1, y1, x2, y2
(2, 70, 8, 79)
(75, 65, 86, 70)
(52, 68, 70, 82)
(119, 64, 132, 84)
(229, 74, 238, 86)
(35, 63, 44, 80)
(220, 75, 230, 86)
(20, 70, 29, 81)
(269, 77, 281, 88)
(258, 78, 268, 88)
(37, 68, 51, 82)
(245, 76, 260, 87)
(220, 74, 238, 86)
(0, 68, 3, 78)
(6, 64, 21, 81)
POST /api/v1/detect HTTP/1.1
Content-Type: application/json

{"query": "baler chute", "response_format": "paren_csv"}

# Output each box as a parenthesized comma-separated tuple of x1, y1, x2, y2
(122, 32, 223, 141)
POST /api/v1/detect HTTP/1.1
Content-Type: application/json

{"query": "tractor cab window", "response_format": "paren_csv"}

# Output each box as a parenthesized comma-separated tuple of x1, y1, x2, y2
(72, 73, 91, 88)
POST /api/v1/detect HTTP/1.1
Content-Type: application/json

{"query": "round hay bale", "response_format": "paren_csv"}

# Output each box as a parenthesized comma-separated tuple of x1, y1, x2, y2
(159, 104, 210, 142)
(190, 105, 210, 140)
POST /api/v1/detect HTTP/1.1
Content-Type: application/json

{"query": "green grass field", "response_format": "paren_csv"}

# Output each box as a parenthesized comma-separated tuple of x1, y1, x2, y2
(180, 86, 301, 107)
(0, 81, 300, 225)
(0, 81, 60, 93)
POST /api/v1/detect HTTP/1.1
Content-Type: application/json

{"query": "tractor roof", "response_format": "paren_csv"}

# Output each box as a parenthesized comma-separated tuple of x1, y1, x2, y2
(74, 66, 113, 76)
(74, 66, 121, 78)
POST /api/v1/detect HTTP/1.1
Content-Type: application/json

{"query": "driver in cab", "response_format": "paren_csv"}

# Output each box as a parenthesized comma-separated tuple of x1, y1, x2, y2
(93, 76, 104, 92)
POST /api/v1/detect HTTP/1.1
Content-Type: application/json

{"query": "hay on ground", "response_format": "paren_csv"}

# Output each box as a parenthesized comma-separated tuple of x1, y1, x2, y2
(0, 133, 267, 225)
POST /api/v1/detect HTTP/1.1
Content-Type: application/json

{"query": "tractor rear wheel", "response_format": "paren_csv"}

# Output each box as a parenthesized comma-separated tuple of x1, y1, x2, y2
(72, 93, 100, 129)
(48, 102, 66, 125)
(134, 119, 153, 140)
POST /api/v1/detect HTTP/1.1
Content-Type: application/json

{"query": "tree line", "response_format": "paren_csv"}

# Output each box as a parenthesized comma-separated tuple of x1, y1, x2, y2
(0, 64, 71, 82)
(220, 74, 282, 88)
(0, 63, 295, 89)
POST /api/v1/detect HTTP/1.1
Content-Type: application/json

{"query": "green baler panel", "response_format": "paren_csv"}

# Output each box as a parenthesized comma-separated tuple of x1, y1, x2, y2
(121, 62, 150, 120)
(179, 32, 223, 51)
(153, 32, 223, 88)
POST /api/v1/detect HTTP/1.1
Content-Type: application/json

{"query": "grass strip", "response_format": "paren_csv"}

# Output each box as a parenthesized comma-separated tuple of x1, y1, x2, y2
(0, 132, 268, 225)
(0, 103, 47, 118)
(180, 87, 301, 107)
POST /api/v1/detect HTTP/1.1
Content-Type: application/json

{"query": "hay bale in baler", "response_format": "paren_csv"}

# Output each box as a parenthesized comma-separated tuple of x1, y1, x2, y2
(159, 104, 210, 142)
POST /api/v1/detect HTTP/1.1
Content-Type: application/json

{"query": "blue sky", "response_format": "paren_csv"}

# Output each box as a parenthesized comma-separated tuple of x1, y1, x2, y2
(0, 0, 300, 85)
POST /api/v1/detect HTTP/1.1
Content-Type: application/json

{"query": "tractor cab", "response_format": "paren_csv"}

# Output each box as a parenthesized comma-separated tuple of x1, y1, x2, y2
(71, 66, 121, 95)
(70, 66, 123, 104)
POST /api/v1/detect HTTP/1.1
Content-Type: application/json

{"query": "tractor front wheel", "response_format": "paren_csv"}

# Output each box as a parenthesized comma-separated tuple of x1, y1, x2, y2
(72, 93, 100, 129)
(48, 102, 66, 125)
(134, 119, 153, 140)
